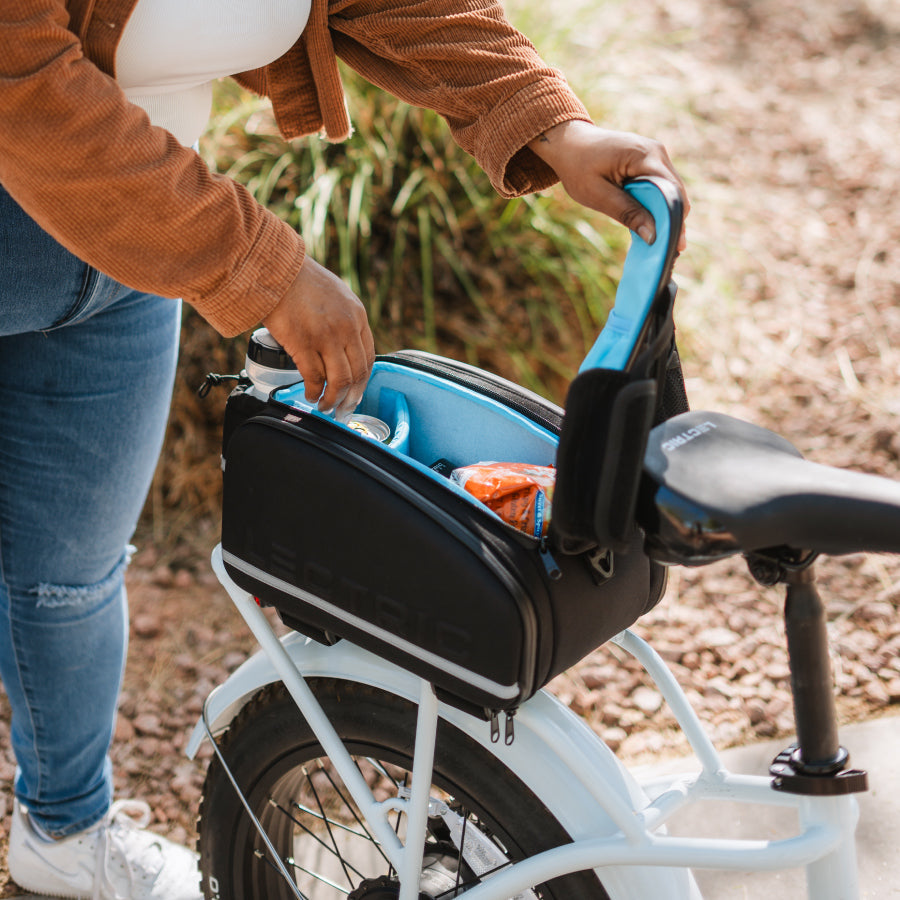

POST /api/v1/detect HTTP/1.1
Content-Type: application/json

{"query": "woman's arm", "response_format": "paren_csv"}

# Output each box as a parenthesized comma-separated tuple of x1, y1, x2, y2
(326, 0, 591, 197)
(326, 0, 687, 230)
(1, 0, 377, 414)
(0, 0, 304, 335)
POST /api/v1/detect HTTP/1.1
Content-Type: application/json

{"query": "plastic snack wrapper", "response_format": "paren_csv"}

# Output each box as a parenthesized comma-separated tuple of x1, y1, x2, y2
(451, 462, 556, 538)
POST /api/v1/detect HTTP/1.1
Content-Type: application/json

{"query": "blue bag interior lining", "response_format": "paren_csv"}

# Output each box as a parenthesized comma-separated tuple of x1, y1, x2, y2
(578, 180, 673, 373)
(274, 361, 558, 511)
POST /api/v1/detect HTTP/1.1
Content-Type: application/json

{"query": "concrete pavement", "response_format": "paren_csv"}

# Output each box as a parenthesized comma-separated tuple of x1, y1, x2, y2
(638, 712, 900, 899)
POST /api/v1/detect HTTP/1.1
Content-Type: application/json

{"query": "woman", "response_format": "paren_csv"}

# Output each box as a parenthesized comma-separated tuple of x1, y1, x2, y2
(0, 0, 687, 896)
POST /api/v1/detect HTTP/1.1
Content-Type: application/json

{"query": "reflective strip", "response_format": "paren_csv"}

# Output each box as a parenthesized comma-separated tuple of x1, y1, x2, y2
(221, 550, 520, 701)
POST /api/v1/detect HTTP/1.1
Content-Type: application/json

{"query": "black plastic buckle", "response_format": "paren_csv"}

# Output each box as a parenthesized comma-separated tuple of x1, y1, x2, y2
(770, 744, 868, 795)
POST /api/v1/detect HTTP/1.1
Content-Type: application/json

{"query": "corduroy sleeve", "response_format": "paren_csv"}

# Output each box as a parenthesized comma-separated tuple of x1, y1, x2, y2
(325, 0, 592, 197)
(0, 0, 305, 336)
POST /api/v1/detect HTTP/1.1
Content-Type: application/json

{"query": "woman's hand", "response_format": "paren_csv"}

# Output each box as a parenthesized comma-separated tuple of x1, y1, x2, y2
(528, 121, 689, 250)
(263, 258, 376, 420)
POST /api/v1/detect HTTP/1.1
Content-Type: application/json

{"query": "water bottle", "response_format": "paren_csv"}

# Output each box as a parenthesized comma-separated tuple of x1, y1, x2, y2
(244, 327, 304, 402)
(243, 327, 392, 442)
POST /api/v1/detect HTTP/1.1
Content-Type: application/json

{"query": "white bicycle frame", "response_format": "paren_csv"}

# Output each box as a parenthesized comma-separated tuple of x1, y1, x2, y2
(188, 545, 862, 900)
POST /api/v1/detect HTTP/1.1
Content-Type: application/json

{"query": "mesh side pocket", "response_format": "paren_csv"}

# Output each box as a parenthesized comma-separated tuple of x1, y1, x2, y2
(655, 346, 690, 425)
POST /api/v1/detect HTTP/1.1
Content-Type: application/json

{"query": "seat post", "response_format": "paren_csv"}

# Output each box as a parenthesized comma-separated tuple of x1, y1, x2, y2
(782, 564, 844, 772)
(763, 558, 867, 795)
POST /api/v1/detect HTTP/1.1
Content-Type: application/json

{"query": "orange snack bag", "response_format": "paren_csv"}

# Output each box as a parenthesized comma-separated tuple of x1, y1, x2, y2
(451, 462, 556, 538)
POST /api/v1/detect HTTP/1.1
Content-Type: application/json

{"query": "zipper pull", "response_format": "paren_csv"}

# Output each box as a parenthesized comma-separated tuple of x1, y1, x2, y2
(504, 710, 516, 746)
(538, 538, 562, 581)
(489, 711, 500, 743)
(587, 546, 615, 581)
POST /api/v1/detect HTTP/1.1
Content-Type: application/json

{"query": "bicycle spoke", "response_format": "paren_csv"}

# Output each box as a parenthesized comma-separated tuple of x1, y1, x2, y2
(285, 858, 353, 895)
(455, 811, 468, 896)
(313, 758, 394, 868)
(268, 798, 368, 881)
(254, 844, 365, 898)
(252, 849, 315, 900)
(302, 765, 358, 890)
(384, 772, 409, 880)
(364, 757, 402, 790)
(289, 801, 376, 842)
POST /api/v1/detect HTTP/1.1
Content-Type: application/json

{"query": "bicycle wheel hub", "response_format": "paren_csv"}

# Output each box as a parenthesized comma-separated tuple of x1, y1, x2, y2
(347, 841, 467, 899)
(347, 874, 448, 900)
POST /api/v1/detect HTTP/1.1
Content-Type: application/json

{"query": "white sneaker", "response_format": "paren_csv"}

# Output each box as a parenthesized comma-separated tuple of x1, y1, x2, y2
(8, 799, 202, 899)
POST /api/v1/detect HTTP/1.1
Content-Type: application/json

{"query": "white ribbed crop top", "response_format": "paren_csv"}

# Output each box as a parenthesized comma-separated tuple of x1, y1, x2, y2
(116, 0, 312, 146)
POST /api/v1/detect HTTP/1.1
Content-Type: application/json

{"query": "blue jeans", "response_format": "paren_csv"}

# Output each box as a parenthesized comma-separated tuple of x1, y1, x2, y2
(0, 184, 181, 836)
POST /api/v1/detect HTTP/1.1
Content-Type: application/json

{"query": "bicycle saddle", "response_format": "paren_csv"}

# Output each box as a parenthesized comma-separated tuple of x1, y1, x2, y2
(640, 411, 900, 564)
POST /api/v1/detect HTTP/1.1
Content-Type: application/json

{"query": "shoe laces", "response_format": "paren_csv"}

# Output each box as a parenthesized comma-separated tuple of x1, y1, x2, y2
(92, 799, 163, 900)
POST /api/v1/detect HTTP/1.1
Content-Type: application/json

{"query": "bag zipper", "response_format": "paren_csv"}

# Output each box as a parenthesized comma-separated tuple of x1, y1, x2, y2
(538, 537, 562, 581)
(488, 709, 517, 745)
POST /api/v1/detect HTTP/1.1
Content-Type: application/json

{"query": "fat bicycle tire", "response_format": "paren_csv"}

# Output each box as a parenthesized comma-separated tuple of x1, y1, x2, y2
(198, 679, 610, 899)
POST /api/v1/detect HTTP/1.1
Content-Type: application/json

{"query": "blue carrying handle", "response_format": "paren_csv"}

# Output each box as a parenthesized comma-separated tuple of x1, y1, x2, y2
(578, 178, 683, 374)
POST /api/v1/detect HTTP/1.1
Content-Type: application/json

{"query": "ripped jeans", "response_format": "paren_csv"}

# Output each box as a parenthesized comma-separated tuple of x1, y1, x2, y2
(0, 184, 180, 836)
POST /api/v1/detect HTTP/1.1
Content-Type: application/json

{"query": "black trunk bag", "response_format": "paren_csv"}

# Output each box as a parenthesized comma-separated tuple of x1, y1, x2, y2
(220, 179, 686, 717)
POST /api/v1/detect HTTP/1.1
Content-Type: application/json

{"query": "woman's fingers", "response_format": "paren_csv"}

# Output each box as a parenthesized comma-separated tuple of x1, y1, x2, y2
(263, 258, 375, 417)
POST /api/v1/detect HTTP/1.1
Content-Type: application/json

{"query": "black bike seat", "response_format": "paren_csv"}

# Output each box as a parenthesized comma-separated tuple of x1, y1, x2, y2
(641, 411, 900, 564)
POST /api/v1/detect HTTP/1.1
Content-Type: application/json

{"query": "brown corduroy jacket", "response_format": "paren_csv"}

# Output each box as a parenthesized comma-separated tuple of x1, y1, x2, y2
(0, 0, 590, 335)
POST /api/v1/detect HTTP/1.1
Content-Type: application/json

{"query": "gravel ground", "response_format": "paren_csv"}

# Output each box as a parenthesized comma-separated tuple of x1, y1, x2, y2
(555, 0, 900, 763)
(1, 0, 898, 893)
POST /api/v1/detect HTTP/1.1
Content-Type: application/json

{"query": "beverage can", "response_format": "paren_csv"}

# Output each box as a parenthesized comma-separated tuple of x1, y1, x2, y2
(346, 414, 391, 443)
